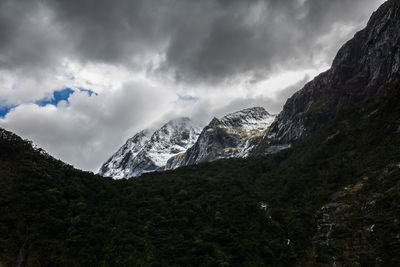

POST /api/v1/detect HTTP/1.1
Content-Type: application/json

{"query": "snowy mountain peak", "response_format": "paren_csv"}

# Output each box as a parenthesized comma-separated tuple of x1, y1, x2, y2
(221, 107, 271, 123)
(100, 108, 276, 178)
(99, 117, 202, 178)
(217, 107, 274, 136)
(99, 130, 152, 178)
(165, 107, 276, 170)
(144, 117, 202, 168)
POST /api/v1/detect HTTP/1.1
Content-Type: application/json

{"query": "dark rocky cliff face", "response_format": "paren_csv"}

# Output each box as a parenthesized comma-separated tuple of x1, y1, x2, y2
(255, 0, 400, 154)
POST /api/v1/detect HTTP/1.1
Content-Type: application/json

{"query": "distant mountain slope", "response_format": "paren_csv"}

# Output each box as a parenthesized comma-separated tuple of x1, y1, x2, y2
(165, 107, 275, 170)
(99, 117, 202, 178)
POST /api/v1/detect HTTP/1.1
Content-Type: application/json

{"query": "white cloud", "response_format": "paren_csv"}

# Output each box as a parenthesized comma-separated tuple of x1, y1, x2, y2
(1, 60, 323, 171)
(0, 78, 177, 171)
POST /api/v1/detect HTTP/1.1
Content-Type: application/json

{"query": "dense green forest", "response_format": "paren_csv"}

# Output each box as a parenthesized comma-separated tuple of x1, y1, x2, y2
(1, 0, 400, 266)
(1, 82, 399, 266)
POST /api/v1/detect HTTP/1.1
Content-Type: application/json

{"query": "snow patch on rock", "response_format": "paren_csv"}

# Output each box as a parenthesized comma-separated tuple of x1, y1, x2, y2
(99, 118, 202, 178)
(166, 107, 276, 169)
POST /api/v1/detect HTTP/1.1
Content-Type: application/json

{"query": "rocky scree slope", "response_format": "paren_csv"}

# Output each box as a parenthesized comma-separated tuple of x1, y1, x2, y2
(254, 0, 400, 154)
(166, 107, 275, 169)
(99, 118, 201, 178)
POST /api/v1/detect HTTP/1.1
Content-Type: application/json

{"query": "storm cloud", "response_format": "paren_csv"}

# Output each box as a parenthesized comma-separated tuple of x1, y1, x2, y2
(0, 0, 385, 170)
(1, 0, 383, 82)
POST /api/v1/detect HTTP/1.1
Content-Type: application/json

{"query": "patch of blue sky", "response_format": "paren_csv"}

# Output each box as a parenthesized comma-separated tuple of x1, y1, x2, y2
(36, 88, 75, 107)
(1, 87, 97, 117)
(0, 104, 16, 118)
(35, 88, 97, 107)
(79, 88, 97, 96)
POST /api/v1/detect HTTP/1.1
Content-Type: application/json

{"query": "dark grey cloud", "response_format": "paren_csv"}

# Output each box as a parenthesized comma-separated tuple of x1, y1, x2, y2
(0, 0, 383, 82)
(0, 0, 57, 69)
(44, 0, 169, 65)
(164, 0, 384, 83)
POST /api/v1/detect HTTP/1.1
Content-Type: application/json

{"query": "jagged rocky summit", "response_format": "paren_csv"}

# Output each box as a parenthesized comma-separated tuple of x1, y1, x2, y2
(99, 117, 202, 178)
(166, 107, 275, 170)
(100, 107, 275, 178)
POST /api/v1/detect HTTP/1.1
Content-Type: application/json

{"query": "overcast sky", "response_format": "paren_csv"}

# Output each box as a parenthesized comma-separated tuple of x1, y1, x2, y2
(0, 0, 385, 171)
